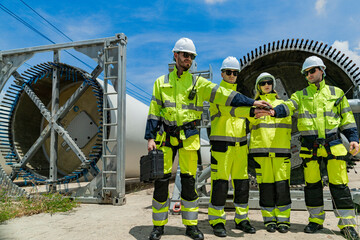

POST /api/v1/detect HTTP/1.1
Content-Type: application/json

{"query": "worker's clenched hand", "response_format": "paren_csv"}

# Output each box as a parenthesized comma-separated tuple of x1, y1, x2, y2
(349, 141, 359, 156)
(147, 139, 157, 152)
(253, 100, 272, 109)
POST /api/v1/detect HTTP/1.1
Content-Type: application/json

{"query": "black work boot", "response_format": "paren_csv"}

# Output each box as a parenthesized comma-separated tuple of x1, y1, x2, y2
(266, 223, 277, 233)
(235, 220, 256, 234)
(185, 225, 204, 240)
(212, 223, 226, 237)
(340, 226, 360, 240)
(277, 223, 290, 233)
(304, 222, 323, 233)
(149, 226, 164, 240)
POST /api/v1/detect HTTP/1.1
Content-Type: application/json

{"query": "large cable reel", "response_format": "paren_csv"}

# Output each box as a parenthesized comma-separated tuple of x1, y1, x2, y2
(1, 62, 105, 184)
(237, 38, 360, 187)
(0, 34, 128, 204)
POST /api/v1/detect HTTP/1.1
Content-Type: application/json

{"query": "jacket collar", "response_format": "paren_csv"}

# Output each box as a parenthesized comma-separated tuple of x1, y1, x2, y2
(220, 79, 237, 91)
(259, 93, 277, 101)
(172, 65, 191, 78)
(308, 78, 326, 91)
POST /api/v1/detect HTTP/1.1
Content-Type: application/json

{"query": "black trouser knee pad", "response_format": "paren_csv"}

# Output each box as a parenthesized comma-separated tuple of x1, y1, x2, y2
(275, 180, 291, 206)
(304, 181, 323, 207)
(211, 179, 228, 206)
(233, 179, 249, 204)
(153, 174, 171, 202)
(329, 183, 354, 209)
(180, 173, 198, 201)
(259, 183, 275, 207)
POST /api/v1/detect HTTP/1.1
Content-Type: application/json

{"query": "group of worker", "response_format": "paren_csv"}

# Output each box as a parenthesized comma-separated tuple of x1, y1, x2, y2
(144, 37, 360, 240)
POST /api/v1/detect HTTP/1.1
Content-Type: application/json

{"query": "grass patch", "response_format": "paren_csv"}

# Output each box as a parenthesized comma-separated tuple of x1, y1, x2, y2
(0, 186, 79, 223)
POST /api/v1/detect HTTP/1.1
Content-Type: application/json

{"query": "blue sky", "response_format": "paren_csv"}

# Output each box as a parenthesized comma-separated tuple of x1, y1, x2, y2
(1, 0, 360, 105)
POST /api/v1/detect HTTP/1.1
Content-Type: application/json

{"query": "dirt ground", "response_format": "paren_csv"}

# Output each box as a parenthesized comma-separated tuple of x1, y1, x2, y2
(1, 166, 360, 240)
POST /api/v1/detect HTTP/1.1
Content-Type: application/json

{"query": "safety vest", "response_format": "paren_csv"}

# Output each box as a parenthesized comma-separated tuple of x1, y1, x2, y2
(279, 79, 358, 154)
(249, 93, 292, 157)
(209, 80, 249, 144)
(145, 66, 239, 140)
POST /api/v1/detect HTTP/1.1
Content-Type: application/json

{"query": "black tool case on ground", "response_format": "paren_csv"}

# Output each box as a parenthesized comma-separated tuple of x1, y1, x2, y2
(140, 149, 164, 182)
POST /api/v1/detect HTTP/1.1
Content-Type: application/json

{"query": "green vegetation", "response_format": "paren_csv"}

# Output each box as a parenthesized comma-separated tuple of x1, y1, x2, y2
(0, 186, 78, 223)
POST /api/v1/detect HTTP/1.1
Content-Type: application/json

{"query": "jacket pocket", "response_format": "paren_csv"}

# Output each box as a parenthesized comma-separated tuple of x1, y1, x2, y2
(330, 144, 347, 156)
(183, 134, 200, 150)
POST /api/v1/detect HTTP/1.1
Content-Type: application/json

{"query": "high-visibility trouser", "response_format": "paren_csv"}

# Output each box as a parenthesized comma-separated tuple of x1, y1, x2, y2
(152, 136, 199, 226)
(209, 144, 249, 226)
(254, 157, 291, 226)
(303, 154, 356, 229)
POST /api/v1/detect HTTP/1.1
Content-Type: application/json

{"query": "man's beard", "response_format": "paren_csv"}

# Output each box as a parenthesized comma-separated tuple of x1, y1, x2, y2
(180, 61, 191, 71)
(310, 76, 322, 84)
(176, 56, 191, 71)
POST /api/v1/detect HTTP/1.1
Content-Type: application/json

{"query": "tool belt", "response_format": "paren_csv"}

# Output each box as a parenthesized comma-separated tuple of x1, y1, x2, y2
(164, 119, 201, 137)
(155, 119, 200, 149)
(210, 140, 247, 147)
(302, 134, 345, 167)
(210, 140, 247, 153)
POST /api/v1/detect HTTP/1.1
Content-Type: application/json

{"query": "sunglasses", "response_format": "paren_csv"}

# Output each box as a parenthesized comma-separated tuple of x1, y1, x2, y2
(259, 80, 273, 86)
(181, 52, 196, 60)
(303, 67, 318, 76)
(223, 70, 238, 76)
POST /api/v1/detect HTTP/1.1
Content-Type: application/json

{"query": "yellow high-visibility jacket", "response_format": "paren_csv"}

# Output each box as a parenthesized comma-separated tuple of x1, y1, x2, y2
(274, 79, 358, 156)
(248, 93, 292, 157)
(209, 80, 250, 144)
(145, 66, 255, 141)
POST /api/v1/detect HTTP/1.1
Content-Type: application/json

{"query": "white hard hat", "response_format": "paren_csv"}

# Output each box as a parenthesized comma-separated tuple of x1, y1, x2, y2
(301, 56, 326, 74)
(255, 72, 276, 92)
(220, 56, 240, 71)
(172, 37, 197, 55)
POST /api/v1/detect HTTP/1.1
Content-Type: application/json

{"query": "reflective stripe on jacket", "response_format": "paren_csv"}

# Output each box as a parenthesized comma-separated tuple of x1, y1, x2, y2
(145, 66, 254, 140)
(209, 80, 250, 143)
(274, 80, 358, 151)
(249, 93, 292, 157)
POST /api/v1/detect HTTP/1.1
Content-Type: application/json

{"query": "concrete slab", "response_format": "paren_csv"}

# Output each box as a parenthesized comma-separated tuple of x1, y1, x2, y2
(0, 165, 359, 240)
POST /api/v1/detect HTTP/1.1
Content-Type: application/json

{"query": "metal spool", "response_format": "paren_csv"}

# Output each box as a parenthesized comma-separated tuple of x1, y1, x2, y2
(237, 38, 360, 187)
(0, 62, 104, 184)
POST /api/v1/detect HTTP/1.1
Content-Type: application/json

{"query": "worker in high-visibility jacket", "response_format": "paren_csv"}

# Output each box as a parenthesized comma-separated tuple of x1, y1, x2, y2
(248, 72, 292, 234)
(271, 56, 360, 240)
(145, 38, 271, 240)
(208, 56, 256, 237)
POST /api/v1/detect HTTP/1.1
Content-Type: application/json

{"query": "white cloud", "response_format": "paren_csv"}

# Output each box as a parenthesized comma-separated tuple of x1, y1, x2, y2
(315, 0, 326, 15)
(332, 40, 360, 67)
(204, 0, 227, 4)
(64, 16, 110, 41)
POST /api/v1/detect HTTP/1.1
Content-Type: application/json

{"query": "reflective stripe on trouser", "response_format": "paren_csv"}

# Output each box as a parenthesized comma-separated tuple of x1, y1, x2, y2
(153, 135, 199, 226)
(178, 145, 199, 226)
(304, 155, 356, 228)
(234, 203, 249, 224)
(152, 198, 170, 226)
(208, 196, 249, 226)
(334, 209, 356, 229)
(275, 204, 291, 224)
(254, 157, 291, 225)
(181, 197, 199, 226)
(208, 203, 226, 226)
(261, 206, 276, 224)
(209, 144, 249, 226)
(307, 206, 325, 225)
